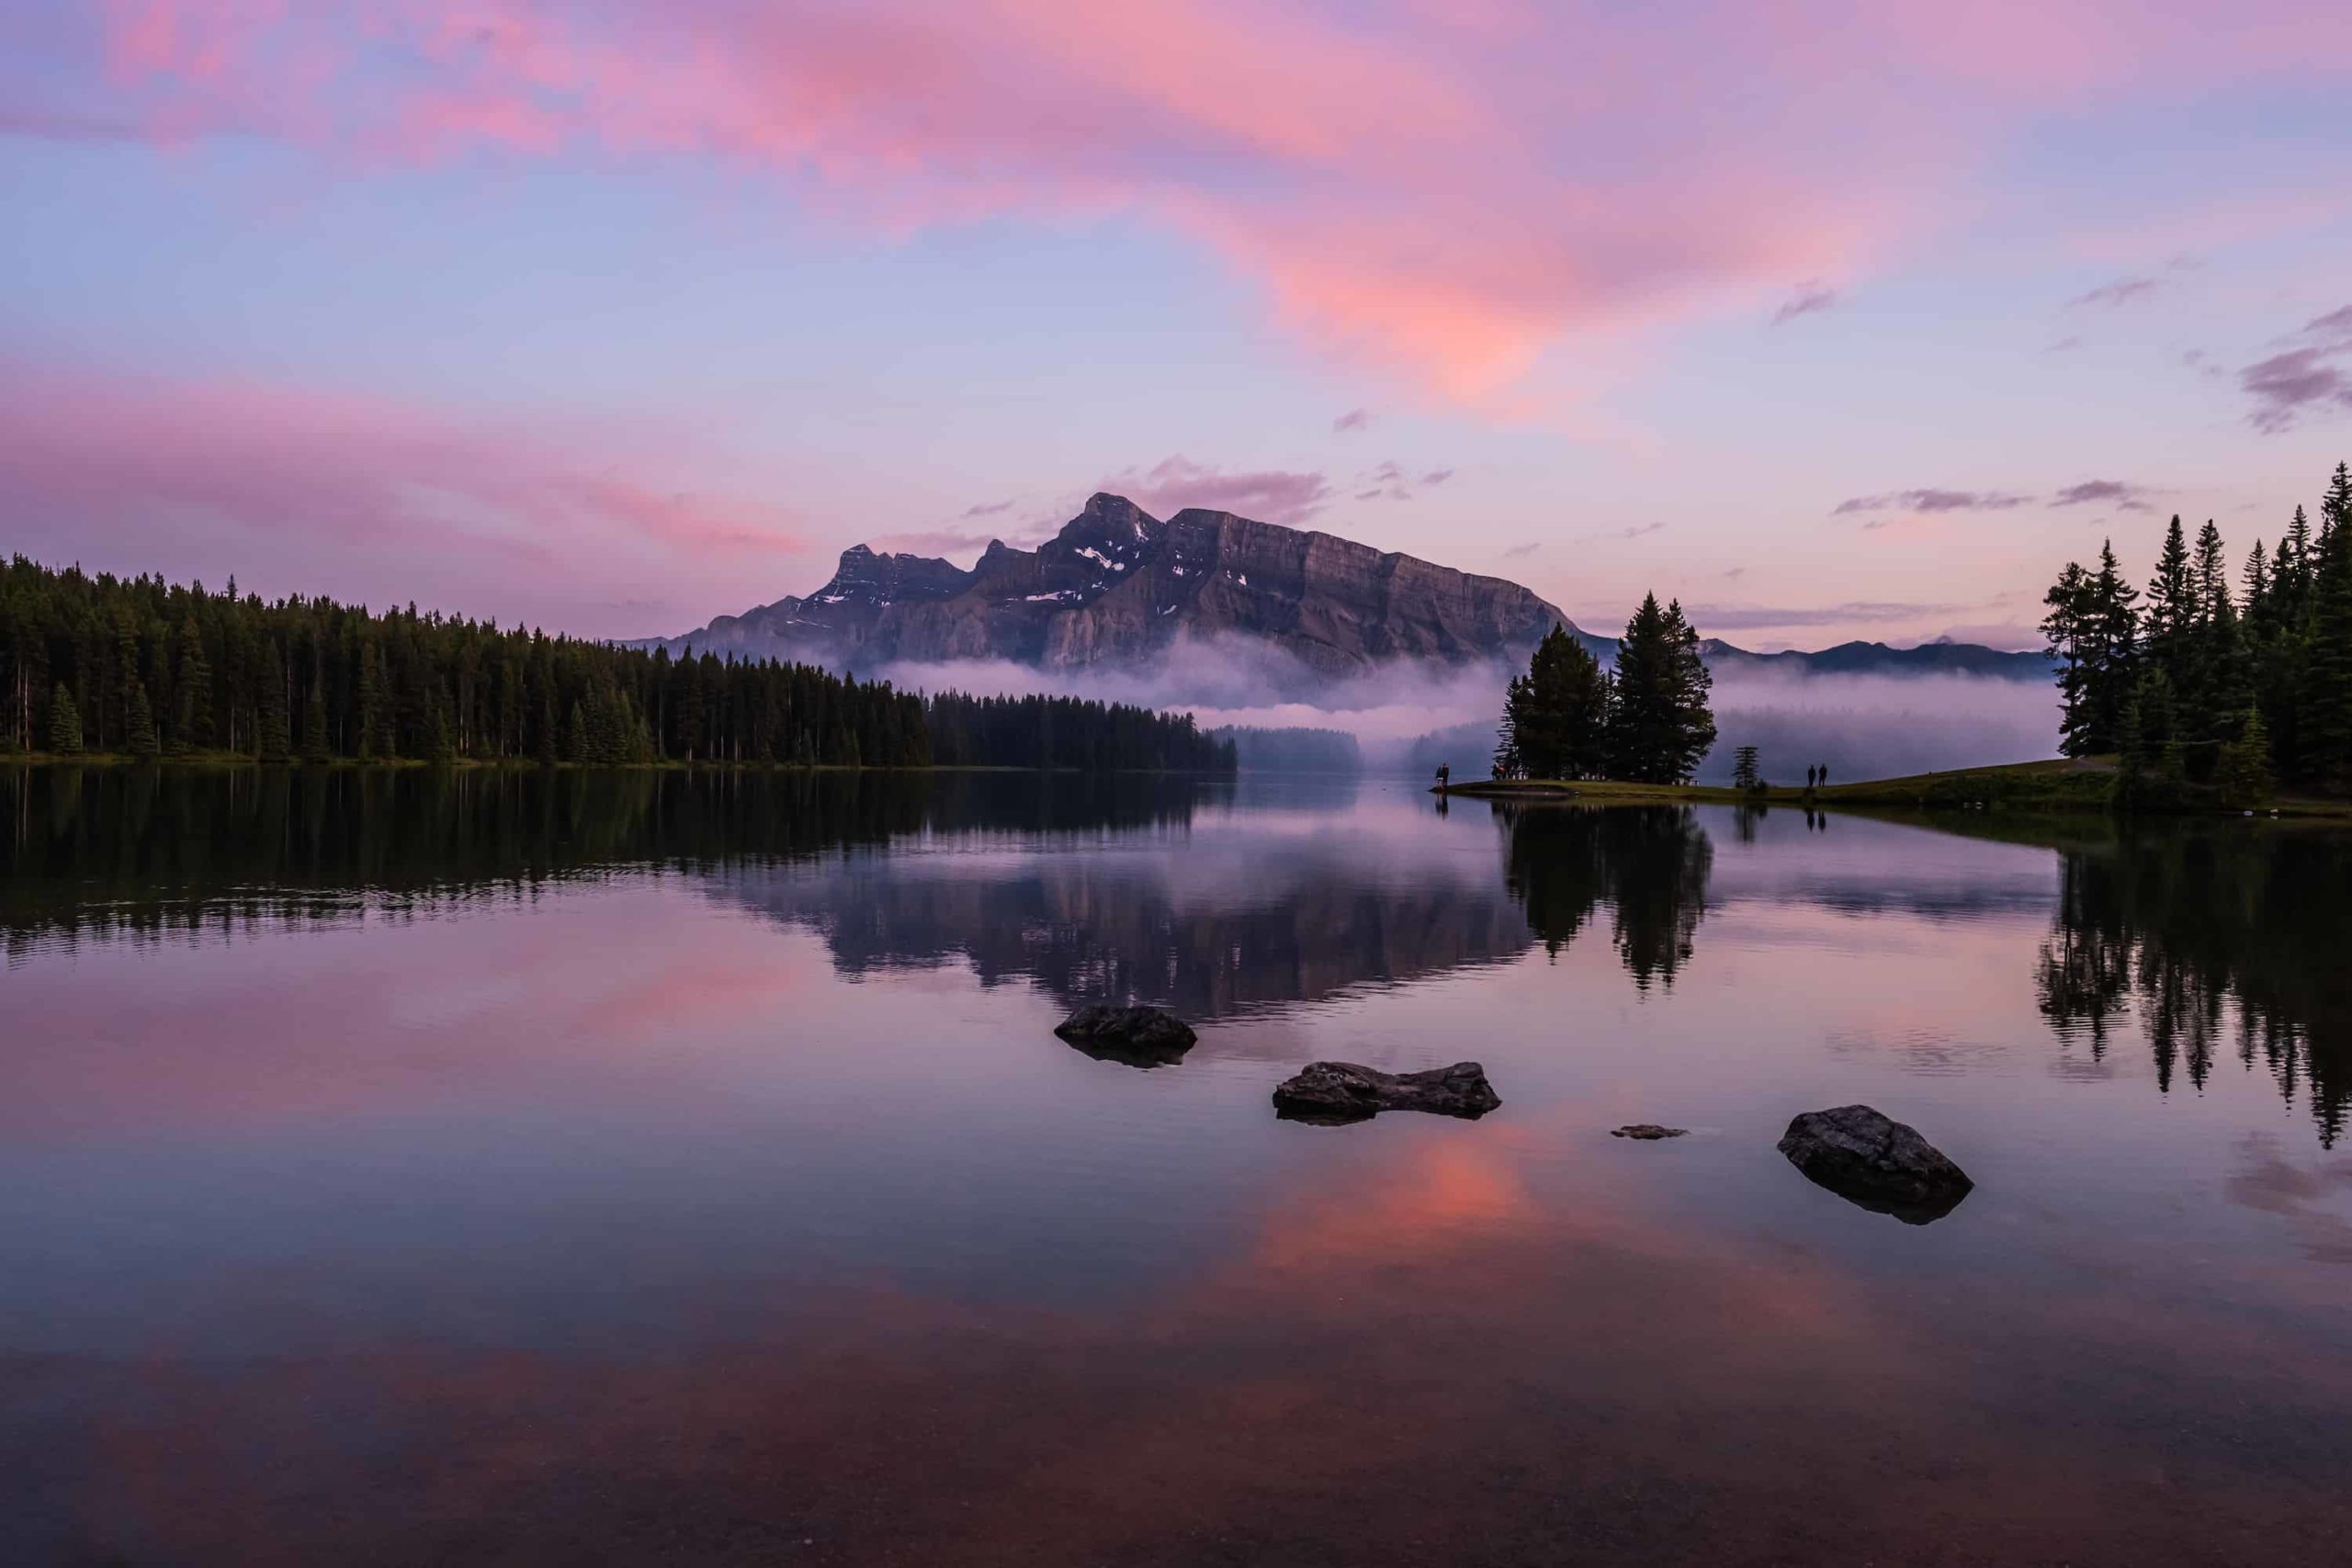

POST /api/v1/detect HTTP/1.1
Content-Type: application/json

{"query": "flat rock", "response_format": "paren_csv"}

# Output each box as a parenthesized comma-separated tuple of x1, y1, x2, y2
(1272, 1061, 1499, 1123)
(1611, 1123, 1688, 1140)
(1054, 1004, 1197, 1066)
(1777, 1104, 1973, 1224)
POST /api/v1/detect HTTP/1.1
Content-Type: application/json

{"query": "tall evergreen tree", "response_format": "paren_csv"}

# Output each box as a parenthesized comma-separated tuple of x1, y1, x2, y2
(1608, 594, 1715, 784)
(256, 640, 293, 761)
(47, 682, 82, 753)
(124, 677, 159, 758)
(173, 616, 213, 751)
(1499, 624, 1611, 779)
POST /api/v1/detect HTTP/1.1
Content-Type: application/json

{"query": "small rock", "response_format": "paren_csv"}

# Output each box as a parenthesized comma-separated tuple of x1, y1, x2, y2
(1272, 1061, 1499, 1123)
(1776, 1104, 1973, 1224)
(1611, 1123, 1688, 1140)
(1055, 1004, 1197, 1066)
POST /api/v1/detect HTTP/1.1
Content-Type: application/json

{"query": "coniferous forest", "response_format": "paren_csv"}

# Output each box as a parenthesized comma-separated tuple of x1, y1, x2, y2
(2041, 461, 2352, 803)
(0, 557, 1233, 773)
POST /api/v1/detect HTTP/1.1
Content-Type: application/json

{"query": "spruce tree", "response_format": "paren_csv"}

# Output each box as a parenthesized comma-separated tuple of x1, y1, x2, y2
(2144, 515, 2196, 699)
(257, 642, 293, 761)
(301, 674, 331, 761)
(2305, 510, 2352, 791)
(1503, 624, 1611, 779)
(2217, 707, 2275, 809)
(125, 678, 160, 758)
(47, 682, 82, 753)
(1609, 594, 1716, 784)
(1730, 745, 1762, 794)
(173, 617, 213, 751)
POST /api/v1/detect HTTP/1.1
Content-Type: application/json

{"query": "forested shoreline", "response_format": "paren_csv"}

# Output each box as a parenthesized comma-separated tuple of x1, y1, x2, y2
(2041, 461, 2352, 804)
(0, 558, 1232, 773)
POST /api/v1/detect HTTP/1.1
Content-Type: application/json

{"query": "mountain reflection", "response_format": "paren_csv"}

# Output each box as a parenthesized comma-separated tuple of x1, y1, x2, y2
(2035, 825, 2352, 1145)
(1498, 804, 1713, 989)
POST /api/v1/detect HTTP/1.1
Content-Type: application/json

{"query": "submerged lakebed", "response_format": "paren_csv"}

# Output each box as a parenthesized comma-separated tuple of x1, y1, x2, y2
(4, 766, 2349, 1564)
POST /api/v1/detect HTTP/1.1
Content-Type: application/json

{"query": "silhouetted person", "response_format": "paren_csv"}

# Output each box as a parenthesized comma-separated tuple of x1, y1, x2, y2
(1805, 765, 1817, 790)
(1436, 762, 1451, 791)
(1816, 763, 1828, 787)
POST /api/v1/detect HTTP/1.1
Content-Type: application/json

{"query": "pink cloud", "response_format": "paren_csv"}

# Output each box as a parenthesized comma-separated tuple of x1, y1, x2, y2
(0, 352, 802, 631)
(59, 2, 2352, 401)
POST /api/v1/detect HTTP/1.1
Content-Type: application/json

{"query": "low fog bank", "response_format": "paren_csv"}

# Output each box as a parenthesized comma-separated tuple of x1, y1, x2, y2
(873, 642, 2062, 784)
(873, 636, 1514, 752)
(1699, 672, 2063, 785)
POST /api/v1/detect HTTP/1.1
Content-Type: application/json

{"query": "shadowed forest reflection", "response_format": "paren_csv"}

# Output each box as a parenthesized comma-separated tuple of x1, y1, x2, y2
(1497, 803, 1712, 989)
(2036, 823, 2352, 1145)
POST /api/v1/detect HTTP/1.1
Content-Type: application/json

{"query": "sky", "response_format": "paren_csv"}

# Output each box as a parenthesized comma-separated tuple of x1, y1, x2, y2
(2, 2, 2349, 651)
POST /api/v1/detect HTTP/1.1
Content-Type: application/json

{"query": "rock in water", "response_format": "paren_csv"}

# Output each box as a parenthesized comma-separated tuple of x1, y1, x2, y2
(1054, 1004, 1197, 1066)
(1271, 1061, 1499, 1123)
(1611, 1123, 1688, 1140)
(1776, 1104, 1973, 1224)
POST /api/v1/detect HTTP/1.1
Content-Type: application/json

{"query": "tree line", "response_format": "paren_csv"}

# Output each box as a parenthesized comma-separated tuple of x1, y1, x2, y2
(0, 557, 1231, 773)
(1493, 593, 1717, 784)
(2041, 462, 2352, 803)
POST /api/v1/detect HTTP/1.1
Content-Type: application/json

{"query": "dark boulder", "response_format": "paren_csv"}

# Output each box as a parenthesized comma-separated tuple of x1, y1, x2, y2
(1611, 1123, 1688, 1140)
(1272, 1061, 1499, 1123)
(1055, 1004, 1197, 1066)
(1776, 1104, 1973, 1224)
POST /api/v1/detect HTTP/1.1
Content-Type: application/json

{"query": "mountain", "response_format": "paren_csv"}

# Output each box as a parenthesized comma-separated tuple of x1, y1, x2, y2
(649, 492, 1570, 682)
(648, 492, 2052, 689)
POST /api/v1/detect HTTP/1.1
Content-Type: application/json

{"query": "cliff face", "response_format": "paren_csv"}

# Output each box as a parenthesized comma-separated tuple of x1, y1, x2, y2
(655, 492, 1573, 682)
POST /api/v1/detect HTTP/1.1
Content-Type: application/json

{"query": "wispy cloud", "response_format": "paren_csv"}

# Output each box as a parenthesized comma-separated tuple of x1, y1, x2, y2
(1347, 459, 1453, 502)
(1770, 283, 1839, 326)
(1686, 601, 1971, 632)
(2241, 305, 2352, 433)
(1501, 541, 1543, 558)
(1834, 489, 2032, 516)
(1331, 407, 1372, 434)
(2051, 479, 2157, 512)
(961, 498, 1017, 518)
(2068, 276, 2161, 309)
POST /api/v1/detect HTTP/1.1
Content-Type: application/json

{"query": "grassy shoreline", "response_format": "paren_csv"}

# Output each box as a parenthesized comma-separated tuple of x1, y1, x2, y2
(1438, 757, 2352, 819)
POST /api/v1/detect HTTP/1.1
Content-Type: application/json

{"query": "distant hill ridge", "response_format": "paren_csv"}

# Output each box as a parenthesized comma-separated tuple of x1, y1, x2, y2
(647, 493, 2049, 686)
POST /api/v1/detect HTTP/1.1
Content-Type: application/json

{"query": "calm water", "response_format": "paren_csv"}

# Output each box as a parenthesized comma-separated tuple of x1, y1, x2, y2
(4, 767, 2349, 1565)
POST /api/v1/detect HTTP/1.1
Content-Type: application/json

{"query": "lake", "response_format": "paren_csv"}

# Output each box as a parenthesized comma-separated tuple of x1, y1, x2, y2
(4, 766, 2348, 1565)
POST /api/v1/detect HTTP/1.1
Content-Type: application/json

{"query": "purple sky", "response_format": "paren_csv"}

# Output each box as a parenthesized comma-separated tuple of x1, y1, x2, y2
(4, 2, 2349, 649)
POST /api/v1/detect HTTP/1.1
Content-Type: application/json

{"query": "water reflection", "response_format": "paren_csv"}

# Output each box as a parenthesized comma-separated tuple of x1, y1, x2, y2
(2036, 823, 2352, 1145)
(1498, 804, 1712, 989)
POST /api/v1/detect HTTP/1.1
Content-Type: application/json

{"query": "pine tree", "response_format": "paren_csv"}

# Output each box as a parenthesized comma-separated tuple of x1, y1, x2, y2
(47, 682, 82, 753)
(2217, 707, 2275, 809)
(2306, 506, 2352, 791)
(1730, 745, 1762, 793)
(1608, 594, 1716, 784)
(1501, 624, 1611, 779)
(2143, 515, 2196, 700)
(173, 616, 213, 751)
(256, 641, 293, 761)
(124, 677, 160, 757)
(301, 671, 331, 761)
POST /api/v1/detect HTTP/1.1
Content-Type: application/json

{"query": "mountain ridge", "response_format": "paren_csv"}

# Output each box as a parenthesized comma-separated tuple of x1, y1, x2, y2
(644, 494, 2051, 687)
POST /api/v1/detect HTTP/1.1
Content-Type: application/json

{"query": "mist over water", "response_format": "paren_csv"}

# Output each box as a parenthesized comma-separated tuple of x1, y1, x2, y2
(875, 641, 2062, 780)
(1698, 671, 2063, 784)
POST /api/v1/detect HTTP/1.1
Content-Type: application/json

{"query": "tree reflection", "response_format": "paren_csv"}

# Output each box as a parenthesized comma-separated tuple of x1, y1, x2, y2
(1498, 804, 1713, 989)
(2036, 825, 2352, 1145)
